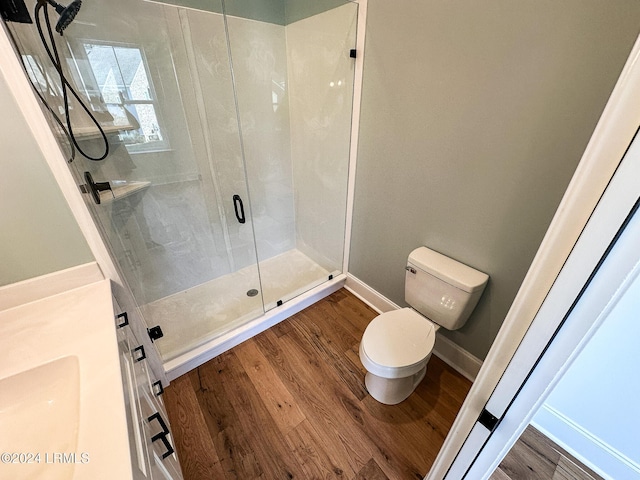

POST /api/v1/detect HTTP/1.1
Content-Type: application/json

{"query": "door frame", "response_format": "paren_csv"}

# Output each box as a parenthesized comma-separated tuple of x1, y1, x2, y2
(426, 33, 640, 480)
(443, 130, 640, 479)
(466, 195, 640, 479)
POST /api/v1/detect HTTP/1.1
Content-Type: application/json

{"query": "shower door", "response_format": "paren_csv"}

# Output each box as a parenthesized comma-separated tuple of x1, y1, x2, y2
(224, 0, 359, 310)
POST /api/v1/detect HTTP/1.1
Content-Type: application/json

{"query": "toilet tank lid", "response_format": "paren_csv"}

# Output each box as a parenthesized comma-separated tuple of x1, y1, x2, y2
(408, 247, 489, 293)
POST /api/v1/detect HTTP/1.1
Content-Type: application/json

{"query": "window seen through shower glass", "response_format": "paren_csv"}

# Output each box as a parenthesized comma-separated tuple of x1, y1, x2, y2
(82, 43, 168, 152)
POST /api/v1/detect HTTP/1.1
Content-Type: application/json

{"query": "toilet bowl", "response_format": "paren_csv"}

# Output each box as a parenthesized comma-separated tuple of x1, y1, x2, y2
(358, 247, 489, 405)
(359, 308, 437, 405)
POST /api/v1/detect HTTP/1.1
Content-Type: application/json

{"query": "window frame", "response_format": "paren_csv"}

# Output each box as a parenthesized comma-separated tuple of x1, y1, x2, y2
(69, 39, 171, 154)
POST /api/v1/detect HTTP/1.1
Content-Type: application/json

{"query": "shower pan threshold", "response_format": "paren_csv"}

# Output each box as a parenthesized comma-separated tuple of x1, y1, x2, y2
(143, 249, 336, 361)
(163, 273, 346, 380)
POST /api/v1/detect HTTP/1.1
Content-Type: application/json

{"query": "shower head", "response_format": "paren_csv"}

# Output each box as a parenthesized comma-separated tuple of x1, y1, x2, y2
(42, 0, 81, 34)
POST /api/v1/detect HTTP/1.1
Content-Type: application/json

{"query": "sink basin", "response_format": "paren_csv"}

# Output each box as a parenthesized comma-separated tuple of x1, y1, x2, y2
(0, 356, 80, 479)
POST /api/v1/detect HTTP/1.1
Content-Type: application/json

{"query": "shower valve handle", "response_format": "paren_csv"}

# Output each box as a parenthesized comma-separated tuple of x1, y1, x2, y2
(81, 171, 112, 205)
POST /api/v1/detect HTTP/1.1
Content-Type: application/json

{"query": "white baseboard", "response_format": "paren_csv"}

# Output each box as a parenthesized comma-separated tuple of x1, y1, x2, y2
(532, 405, 640, 480)
(345, 273, 482, 382)
(0, 262, 104, 311)
(432, 334, 482, 382)
(345, 273, 399, 313)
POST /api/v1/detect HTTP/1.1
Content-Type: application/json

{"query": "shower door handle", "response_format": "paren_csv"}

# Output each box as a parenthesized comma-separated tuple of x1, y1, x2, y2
(233, 194, 246, 224)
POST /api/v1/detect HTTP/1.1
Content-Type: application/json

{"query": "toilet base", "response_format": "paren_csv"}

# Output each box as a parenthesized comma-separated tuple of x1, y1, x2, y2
(364, 364, 427, 405)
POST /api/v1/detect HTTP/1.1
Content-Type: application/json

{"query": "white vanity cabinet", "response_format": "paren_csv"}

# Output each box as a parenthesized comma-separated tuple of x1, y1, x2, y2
(0, 269, 183, 479)
(115, 310, 183, 480)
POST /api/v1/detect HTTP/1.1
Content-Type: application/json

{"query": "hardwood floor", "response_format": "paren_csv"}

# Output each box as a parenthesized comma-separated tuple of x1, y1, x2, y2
(491, 425, 603, 480)
(163, 289, 472, 480)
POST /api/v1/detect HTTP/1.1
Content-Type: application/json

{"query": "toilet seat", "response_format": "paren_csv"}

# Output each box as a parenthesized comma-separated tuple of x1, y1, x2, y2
(360, 308, 436, 379)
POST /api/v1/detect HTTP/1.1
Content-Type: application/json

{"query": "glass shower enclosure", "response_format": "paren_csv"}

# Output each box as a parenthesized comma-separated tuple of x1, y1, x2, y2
(5, 0, 358, 362)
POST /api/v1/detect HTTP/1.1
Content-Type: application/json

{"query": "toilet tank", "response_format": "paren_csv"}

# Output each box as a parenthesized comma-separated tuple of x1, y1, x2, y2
(405, 247, 489, 330)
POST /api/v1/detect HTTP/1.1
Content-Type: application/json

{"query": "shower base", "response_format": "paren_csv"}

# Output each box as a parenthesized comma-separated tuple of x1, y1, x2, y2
(140, 249, 339, 365)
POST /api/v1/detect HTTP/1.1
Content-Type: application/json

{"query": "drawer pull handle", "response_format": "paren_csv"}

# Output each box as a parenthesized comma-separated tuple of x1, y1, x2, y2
(116, 312, 129, 328)
(157, 434, 175, 460)
(147, 412, 170, 438)
(152, 380, 164, 397)
(132, 345, 146, 362)
(147, 412, 174, 459)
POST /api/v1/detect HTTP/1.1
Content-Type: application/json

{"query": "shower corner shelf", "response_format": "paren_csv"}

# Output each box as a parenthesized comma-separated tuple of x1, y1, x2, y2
(71, 123, 137, 140)
(98, 180, 151, 204)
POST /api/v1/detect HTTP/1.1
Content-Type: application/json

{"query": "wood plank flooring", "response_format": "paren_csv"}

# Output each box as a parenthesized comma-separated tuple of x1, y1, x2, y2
(163, 289, 472, 480)
(491, 425, 603, 480)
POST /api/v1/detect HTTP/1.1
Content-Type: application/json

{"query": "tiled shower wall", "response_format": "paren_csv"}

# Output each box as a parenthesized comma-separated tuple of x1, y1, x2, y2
(228, 3, 358, 274)
(286, 4, 357, 273)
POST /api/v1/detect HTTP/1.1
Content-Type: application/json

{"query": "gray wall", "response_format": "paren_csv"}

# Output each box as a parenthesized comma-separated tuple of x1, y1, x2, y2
(284, 0, 350, 24)
(159, 0, 285, 24)
(349, 0, 640, 360)
(0, 72, 93, 286)
(151, 0, 350, 25)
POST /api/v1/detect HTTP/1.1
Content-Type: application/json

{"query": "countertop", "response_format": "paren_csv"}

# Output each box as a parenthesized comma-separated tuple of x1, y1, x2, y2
(0, 277, 132, 479)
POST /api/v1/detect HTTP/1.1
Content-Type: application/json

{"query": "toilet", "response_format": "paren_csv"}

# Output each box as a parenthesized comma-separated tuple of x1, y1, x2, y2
(359, 247, 489, 405)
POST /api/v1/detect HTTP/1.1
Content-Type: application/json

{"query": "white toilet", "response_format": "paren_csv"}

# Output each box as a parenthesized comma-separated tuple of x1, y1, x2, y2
(359, 247, 489, 405)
